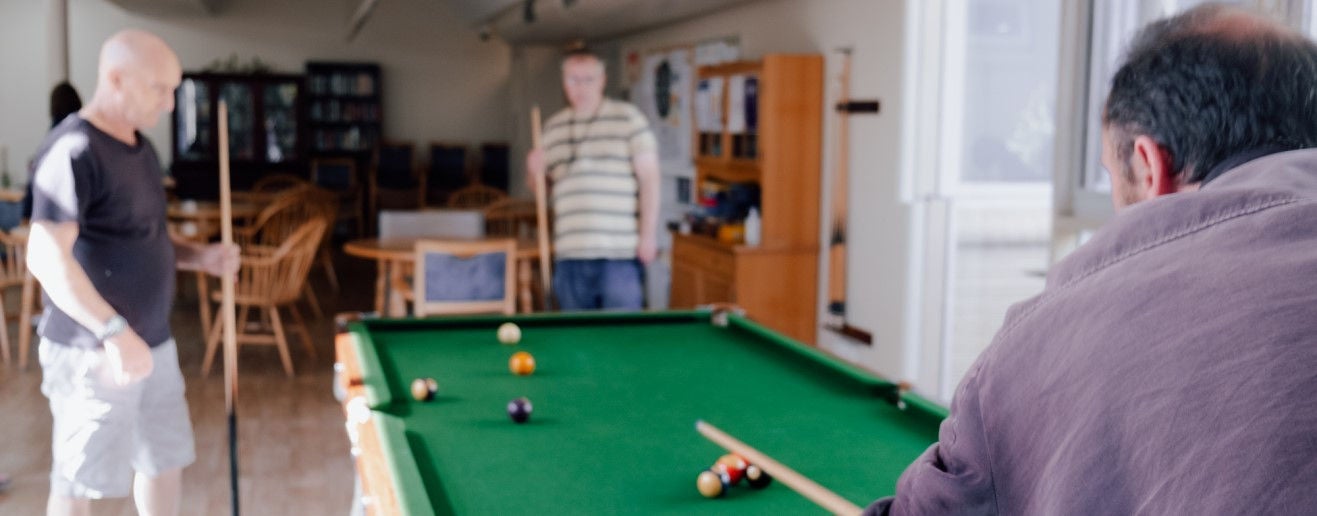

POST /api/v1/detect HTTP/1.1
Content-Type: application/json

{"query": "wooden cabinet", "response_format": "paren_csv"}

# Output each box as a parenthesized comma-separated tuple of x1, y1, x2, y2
(670, 54, 823, 344)
(170, 72, 305, 199)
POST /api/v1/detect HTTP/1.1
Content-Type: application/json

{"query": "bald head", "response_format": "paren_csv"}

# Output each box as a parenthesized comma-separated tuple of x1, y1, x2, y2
(99, 30, 179, 80)
(87, 29, 181, 133)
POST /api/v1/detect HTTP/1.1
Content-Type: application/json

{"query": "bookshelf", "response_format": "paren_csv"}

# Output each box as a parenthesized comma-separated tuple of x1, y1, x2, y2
(670, 54, 823, 344)
(305, 62, 383, 155)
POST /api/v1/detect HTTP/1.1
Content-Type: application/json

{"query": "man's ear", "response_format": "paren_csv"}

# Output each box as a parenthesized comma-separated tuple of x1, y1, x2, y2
(1131, 135, 1179, 198)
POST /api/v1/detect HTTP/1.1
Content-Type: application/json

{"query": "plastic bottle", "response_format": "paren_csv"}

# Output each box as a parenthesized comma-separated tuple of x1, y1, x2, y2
(744, 207, 761, 246)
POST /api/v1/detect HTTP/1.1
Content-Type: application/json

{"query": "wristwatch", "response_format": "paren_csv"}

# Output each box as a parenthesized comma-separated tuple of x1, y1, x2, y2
(96, 314, 128, 341)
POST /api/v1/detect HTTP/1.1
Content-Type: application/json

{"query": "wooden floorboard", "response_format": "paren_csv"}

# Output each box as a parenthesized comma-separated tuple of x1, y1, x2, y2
(0, 250, 376, 514)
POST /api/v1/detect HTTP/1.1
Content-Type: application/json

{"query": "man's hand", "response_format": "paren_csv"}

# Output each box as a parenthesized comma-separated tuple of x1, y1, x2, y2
(177, 241, 240, 277)
(103, 329, 153, 385)
(637, 233, 658, 265)
(199, 242, 240, 278)
(526, 148, 547, 192)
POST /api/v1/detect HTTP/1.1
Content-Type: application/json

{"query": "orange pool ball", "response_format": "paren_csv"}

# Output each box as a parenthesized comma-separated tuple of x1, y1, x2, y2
(509, 351, 536, 376)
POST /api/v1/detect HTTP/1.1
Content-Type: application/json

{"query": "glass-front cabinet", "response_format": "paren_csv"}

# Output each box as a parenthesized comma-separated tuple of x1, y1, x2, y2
(170, 73, 304, 198)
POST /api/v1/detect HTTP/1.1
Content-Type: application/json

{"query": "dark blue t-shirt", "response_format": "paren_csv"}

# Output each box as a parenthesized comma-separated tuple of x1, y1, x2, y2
(30, 115, 175, 348)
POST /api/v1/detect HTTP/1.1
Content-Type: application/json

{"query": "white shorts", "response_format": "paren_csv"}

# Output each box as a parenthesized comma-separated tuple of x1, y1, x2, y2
(39, 338, 196, 499)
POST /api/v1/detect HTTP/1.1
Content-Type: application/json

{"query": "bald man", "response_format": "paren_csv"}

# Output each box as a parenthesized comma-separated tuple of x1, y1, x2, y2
(868, 5, 1317, 515)
(28, 30, 235, 516)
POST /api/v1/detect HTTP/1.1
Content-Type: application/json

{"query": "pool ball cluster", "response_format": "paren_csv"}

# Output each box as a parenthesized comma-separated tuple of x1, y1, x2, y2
(409, 322, 537, 424)
(697, 453, 773, 498)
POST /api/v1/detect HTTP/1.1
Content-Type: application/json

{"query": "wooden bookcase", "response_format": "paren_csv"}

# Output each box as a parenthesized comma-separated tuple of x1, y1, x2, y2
(305, 61, 382, 156)
(670, 54, 823, 344)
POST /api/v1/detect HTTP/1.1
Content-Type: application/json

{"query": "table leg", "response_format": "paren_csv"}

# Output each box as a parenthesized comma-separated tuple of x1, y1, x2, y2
(373, 259, 386, 315)
(386, 261, 406, 317)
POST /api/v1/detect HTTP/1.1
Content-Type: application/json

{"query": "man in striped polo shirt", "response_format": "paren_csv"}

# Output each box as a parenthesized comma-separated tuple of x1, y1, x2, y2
(527, 48, 661, 310)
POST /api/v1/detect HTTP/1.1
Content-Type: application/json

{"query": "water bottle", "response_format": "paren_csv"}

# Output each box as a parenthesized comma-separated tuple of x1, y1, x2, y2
(744, 207, 761, 246)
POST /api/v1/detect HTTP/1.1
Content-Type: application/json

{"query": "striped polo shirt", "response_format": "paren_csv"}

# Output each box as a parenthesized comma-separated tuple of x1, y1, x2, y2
(543, 99, 657, 260)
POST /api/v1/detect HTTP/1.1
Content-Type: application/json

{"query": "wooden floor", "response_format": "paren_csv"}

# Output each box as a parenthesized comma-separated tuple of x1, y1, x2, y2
(0, 250, 377, 515)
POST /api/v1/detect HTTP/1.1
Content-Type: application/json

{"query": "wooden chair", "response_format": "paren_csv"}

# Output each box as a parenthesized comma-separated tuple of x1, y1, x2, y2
(233, 186, 339, 315)
(423, 143, 468, 207)
(202, 218, 328, 377)
(482, 198, 537, 239)
(251, 173, 309, 193)
(413, 239, 516, 316)
(311, 158, 364, 238)
(371, 142, 421, 217)
(447, 183, 507, 210)
(0, 230, 27, 365)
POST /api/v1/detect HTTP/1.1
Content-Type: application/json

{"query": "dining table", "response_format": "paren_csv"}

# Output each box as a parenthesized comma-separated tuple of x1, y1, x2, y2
(342, 237, 543, 317)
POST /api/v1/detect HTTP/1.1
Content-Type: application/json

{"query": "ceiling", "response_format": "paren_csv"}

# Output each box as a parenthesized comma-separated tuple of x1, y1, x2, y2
(101, 0, 761, 45)
(452, 0, 761, 45)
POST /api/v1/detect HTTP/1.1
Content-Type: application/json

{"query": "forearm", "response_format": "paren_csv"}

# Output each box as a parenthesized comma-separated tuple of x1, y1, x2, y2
(26, 222, 119, 334)
(171, 235, 205, 271)
(634, 153, 661, 241)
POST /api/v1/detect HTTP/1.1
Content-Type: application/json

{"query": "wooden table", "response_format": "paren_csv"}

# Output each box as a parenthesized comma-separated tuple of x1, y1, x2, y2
(342, 237, 543, 317)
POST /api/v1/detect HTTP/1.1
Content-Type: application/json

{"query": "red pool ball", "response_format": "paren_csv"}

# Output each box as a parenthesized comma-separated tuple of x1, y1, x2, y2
(714, 453, 748, 485)
(507, 397, 533, 423)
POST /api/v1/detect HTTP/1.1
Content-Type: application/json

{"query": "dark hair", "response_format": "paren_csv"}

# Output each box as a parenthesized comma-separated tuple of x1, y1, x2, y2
(1103, 5, 1317, 182)
(50, 81, 82, 129)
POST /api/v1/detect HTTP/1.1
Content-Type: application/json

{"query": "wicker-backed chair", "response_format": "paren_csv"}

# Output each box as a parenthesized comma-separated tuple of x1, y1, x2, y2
(0, 229, 30, 365)
(482, 198, 537, 239)
(447, 183, 507, 210)
(202, 218, 328, 377)
(413, 238, 517, 316)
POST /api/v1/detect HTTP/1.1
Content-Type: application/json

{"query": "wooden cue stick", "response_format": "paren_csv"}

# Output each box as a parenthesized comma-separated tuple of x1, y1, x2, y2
(218, 100, 241, 516)
(696, 420, 861, 516)
(531, 106, 552, 310)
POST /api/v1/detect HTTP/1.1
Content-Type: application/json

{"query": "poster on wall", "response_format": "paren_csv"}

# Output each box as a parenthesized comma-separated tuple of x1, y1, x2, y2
(631, 49, 694, 166)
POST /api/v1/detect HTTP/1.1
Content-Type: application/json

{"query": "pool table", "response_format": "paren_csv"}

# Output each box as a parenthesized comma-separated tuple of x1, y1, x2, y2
(334, 310, 946, 515)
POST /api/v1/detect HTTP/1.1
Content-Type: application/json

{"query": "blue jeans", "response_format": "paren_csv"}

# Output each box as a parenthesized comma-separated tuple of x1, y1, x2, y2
(553, 259, 644, 311)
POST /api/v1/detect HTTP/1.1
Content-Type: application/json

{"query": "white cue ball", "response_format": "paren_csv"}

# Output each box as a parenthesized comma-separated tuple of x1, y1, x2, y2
(497, 322, 521, 345)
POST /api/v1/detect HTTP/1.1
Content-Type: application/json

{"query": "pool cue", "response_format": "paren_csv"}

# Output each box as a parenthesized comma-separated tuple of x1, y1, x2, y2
(218, 100, 241, 516)
(531, 106, 553, 310)
(696, 420, 862, 516)
(828, 48, 852, 319)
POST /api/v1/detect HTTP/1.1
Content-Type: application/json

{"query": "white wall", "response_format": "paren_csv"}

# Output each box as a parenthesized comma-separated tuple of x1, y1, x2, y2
(0, 0, 512, 175)
(0, 0, 56, 180)
(588, 0, 913, 378)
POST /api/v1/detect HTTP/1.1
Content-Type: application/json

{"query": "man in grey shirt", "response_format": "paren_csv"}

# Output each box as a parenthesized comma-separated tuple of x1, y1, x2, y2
(869, 5, 1317, 514)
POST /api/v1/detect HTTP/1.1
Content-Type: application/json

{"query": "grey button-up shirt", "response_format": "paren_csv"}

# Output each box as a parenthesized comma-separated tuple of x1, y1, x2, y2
(870, 149, 1317, 515)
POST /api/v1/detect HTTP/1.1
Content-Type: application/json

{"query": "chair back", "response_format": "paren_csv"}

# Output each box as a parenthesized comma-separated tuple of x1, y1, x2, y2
(482, 198, 536, 239)
(236, 187, 334, 248)
(378, 210, 485, 240)
(413, 238, 516, 316)
(375, 142, 416, 189)
(479, 142, 510, 191)
(426, 143, 467, 204)
(447, 183, 507, 210)
(235, 218, 328, 305)
(311, 158, 357, 192)
(252, 173, 309, 193)
(0, 229, 28, 288)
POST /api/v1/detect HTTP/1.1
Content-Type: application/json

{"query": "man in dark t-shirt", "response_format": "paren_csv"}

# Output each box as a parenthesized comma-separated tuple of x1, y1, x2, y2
(28, 30, 236, 516)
